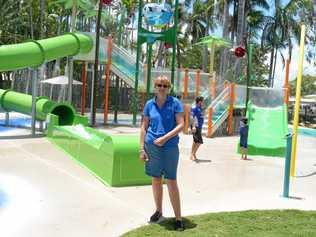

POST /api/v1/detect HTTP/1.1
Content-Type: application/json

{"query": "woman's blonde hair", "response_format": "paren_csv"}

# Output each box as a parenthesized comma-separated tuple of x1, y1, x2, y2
(154, 76, 172, 88)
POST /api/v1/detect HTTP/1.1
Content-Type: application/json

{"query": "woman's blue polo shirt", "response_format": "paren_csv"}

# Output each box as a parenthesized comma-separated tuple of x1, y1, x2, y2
(143, 96, 184, 147)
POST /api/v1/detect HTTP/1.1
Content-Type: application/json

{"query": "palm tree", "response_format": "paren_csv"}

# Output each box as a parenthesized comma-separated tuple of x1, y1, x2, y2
(0, 0, 21, 44)
(261, 0, 313, 87)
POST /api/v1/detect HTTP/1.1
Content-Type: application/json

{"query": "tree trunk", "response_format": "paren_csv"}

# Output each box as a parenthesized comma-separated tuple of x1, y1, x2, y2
(156, 41, 165, 67)
(220, 0, 230, 80)
(235, 0, 246, 80)
(268, 47, 275, 87)
(28, 1, 34, 39)
(202, 17, 210, 72)
(92, 0, 103, 126)
(271, 50, 278, 87)
(40, 0, 46, 38)
(71, 0, 77, 32)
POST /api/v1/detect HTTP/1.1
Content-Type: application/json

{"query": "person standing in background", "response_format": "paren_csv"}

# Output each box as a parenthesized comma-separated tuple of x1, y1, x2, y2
(190, 96, 204, 162)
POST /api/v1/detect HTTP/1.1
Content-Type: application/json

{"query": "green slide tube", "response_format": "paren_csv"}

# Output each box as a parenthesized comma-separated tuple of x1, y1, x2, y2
(0, 89, 75, 125)
(0, 33, 93, 72)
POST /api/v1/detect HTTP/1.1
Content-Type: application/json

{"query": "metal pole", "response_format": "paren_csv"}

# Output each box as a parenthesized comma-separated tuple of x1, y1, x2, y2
(67, 57, 74, 102)
(283, 133, 293, 198)
(92, 0, 103, 126)
(90, 65, 95, 126)
(5, 112, 9, 126)
(170, 0, 179, 94)
(31, 69, 38, 136)
(114, 76, 119, 123)
(245, 43, 253, 113)
(132, 0, 143, 125)
(146, 43, 153, 100)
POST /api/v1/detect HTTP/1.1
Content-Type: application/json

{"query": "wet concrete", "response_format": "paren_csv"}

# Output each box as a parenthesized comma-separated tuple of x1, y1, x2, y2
(0, 126, 315, 237)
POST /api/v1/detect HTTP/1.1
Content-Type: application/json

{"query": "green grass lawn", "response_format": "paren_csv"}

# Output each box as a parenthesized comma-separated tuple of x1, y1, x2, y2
(122, 210, 316, 237)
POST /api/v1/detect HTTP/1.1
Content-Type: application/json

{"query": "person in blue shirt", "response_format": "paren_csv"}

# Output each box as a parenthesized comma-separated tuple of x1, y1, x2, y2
(139, 76, 185, 231)
(239, 117, 249, 160)
(190, 96, 204, 162)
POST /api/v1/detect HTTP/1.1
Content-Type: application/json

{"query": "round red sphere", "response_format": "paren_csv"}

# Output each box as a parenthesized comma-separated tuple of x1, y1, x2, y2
(164, 42, 172, 49)
(234, 46, 246, 57)
(102, 0, 113, 5)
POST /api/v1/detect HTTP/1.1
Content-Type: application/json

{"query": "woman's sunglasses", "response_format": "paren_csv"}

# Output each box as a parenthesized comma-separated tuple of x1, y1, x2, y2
(156, 84, 169, 88)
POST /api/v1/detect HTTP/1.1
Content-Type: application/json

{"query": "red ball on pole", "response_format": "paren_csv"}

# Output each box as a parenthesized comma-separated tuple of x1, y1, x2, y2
(102, 0, 113, 5)
(234, 46, 246, 57)
(164, 42, 172, 49)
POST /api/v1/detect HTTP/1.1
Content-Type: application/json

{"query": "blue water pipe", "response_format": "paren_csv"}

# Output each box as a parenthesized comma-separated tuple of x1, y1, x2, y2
(283, 133, 293, 198)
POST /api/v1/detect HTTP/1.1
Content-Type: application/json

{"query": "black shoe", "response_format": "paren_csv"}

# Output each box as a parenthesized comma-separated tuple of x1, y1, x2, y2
(174, 220, 184, 231)
(149, 211, 162, 223)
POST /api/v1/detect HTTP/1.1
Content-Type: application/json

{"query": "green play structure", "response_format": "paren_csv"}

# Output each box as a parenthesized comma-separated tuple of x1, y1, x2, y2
(245, 102, 288, 157)
(0, 33, 150, 187)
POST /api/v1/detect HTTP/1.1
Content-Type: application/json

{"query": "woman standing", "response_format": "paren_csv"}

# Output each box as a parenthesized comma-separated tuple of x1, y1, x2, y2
(139, 76, 185, 231)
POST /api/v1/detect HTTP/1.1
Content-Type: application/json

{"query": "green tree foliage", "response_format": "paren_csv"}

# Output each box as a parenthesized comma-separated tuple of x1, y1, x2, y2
(290, 75, 316, 96)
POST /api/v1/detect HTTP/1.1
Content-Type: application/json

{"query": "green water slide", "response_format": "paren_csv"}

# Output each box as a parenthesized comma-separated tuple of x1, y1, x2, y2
(0, 33, 150, 187)
(47, 114, 150, 187)
(246, 103, 288, 157)
(0, 33, 92, 71)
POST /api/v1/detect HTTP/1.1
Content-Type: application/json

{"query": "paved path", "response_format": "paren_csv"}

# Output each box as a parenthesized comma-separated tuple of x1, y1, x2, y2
(0, 127, 315, 237)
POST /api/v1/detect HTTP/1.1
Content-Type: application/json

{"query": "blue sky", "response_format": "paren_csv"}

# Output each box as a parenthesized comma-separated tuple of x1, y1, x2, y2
(267, 0, 316, 87)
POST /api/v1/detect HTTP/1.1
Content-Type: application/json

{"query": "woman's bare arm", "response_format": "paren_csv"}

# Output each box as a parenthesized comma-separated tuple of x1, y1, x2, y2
(140, 116, 149, 161)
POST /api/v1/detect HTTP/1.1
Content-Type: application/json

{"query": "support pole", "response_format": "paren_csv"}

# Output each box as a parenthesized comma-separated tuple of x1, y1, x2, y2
(207, 108, 213, 137)
(92, 0, 103, 126)
(146, 43, 153, 100)
(291, 25, 306, 177)
(245, 43, 253, 113)
(209, 41, 215, 98)
(195, 69, 201, 97)
(183, 68, 189, 99)
(184, 104, 189, 134)
(67, 57, 74, 102)
(284, 59, 290, 105)
(227, 83, 235, 135)
(114, 76, 119, 123)
(283, 134, 293, 198)
(132, 0, 143, 125)
(170, 0, 179, 93)
(104, 36, 113, 125)
(31, 69, 38, 136)
(90, 65, 95, 126)
(211, 78, 216, 100)
(5, 112, 9, 126)
(81, 62, 87, 115)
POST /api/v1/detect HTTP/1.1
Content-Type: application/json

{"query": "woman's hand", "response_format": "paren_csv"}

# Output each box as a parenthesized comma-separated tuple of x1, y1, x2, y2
(191, 126, 196, 133)
(139, 150, 149, 162)
(154, 137, 166, 146)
